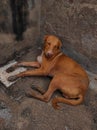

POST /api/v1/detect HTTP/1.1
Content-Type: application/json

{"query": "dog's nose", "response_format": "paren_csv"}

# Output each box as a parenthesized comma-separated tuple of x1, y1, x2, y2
(46, 51, 53, 58)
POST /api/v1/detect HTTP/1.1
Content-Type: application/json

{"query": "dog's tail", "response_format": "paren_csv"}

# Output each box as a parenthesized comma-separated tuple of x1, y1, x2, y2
(52, 95, 84, 109)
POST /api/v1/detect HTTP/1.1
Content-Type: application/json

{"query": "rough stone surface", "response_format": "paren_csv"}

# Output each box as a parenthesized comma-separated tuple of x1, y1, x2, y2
(0, 42, 97, 130)
(0, 0, 97, 130)
(0, 0, 12, 33)
(41, 0, 97, 73)
(0, 0, 41, 66)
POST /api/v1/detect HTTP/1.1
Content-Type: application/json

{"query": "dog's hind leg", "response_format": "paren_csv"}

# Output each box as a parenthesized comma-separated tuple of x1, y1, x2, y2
(31, 85, 46, 94)
(52, 94, 84, 110)
(26, 79, 57, 102)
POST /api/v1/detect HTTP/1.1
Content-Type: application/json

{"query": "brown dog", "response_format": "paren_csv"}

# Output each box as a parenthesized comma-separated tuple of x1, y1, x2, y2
(7, 35, 89, 109)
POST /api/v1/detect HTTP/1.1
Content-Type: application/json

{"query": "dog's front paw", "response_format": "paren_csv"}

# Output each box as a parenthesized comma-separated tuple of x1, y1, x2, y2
(6, 66, 15, 73)
(8, 75, 18, 82)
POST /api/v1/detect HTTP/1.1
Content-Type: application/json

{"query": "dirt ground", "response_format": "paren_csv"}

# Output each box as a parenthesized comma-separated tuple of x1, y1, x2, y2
(0, 40, 97, 130)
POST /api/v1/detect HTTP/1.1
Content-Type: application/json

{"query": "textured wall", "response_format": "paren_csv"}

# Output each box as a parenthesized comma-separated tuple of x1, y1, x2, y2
(0, 0, 97, 73)
(0, 0, 12, 33)
(0, 0, 41, 65)
(41, 0, 97, 73)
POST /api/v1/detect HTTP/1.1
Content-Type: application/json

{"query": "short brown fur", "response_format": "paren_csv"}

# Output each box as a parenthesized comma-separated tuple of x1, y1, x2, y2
(7, 35, 89, 109)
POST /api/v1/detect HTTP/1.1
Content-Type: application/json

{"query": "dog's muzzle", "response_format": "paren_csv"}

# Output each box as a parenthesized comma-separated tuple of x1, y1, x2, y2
(45, 51, 53, 58)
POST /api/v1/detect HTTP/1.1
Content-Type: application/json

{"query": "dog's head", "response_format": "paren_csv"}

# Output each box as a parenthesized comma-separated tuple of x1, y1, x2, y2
(43, 35, 62, 59)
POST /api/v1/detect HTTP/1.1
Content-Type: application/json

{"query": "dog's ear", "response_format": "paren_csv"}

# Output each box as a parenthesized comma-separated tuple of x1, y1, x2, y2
(58, 40, 62, 49)
(44, 35, 49, 42)
(43, 35, 49, 50)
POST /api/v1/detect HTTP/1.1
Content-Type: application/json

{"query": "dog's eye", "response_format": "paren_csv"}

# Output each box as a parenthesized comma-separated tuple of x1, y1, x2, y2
(54, 45, 59, 49)
(47, 42, 51, 46)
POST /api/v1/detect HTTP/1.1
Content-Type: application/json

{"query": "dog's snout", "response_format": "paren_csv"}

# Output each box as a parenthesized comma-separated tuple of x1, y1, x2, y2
(46, 51, 53, 58)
